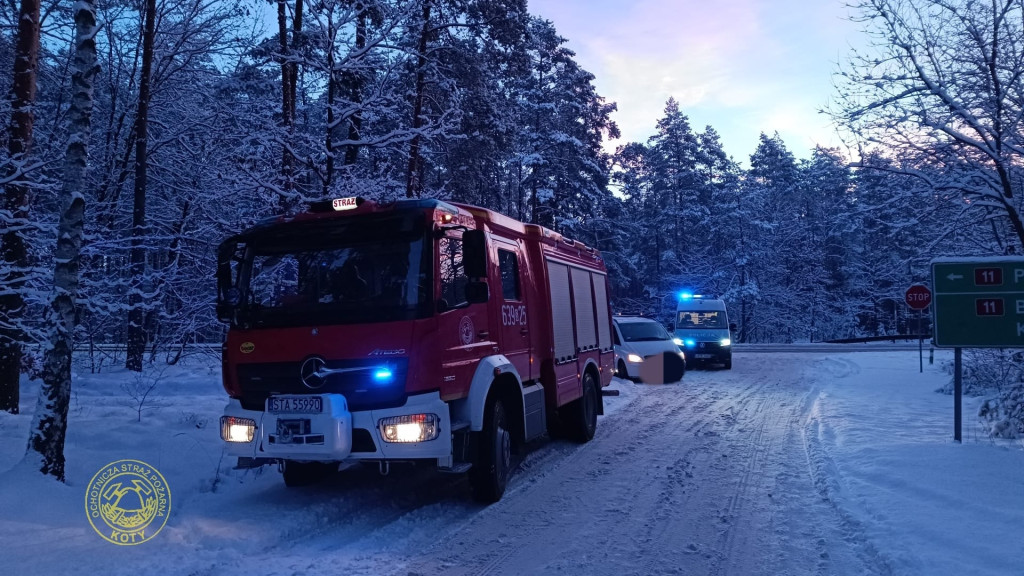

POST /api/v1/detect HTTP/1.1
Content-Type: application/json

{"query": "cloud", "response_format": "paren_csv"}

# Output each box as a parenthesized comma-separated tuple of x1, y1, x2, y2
(529, 0, 858, 159)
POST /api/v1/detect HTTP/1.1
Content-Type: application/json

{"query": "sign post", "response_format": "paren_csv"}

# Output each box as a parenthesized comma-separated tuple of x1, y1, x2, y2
(932, 257, 1024, 443)
(905, 284, 931, 373)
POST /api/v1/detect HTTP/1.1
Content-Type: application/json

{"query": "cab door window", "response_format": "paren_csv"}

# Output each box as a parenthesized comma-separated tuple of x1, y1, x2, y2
(438, 236, 468, 309)
(497, 249, 521, 301)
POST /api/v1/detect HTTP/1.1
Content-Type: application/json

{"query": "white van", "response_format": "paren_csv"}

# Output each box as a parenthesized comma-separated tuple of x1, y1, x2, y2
(674, 294, 734, 369)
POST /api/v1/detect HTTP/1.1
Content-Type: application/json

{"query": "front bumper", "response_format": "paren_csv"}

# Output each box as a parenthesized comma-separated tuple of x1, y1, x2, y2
(621, 351, 687, 381)
(684, 341, 730, 362)
(222, 391, 453, 464)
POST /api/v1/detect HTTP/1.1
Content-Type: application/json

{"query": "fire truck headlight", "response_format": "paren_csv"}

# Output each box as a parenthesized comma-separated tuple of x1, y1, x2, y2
(221, 416, 256, 443)
(626, 353, 643, 363)
(379, 413, 439, 443)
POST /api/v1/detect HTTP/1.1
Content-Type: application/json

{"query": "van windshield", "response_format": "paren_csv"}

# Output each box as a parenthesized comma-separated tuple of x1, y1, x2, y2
(677, 310, 727, 329)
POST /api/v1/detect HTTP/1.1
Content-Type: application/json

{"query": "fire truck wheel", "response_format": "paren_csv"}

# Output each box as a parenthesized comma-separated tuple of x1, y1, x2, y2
(567, 371, 598, 443)
(282, 460, 332, 487)
(470, 397, 511, 503)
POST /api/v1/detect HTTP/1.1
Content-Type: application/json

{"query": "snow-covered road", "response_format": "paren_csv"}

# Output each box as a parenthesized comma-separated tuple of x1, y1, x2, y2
(385, 355, 881, 576)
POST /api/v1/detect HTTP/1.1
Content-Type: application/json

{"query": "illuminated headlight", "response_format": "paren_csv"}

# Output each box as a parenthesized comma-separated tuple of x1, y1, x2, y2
(672, 337, 683, 346)
(220, 416, 256, 443)
(379, 413, 439, 443)
(626, 353, 643, 363)
(720, 338, 732, 347)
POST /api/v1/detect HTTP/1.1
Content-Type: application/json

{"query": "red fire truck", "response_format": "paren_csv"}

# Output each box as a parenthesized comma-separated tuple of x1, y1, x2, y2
(216, 197, 614, 502)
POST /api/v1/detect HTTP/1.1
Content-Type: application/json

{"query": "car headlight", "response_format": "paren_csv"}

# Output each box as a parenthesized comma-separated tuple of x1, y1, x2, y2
(720, 338, 731, 347)
(627, 353, 643, 363)
(672, 337, 683, 346)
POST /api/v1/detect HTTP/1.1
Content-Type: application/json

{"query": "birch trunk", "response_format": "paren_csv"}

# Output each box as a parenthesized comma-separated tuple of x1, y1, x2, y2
(26, 0, 99, 480)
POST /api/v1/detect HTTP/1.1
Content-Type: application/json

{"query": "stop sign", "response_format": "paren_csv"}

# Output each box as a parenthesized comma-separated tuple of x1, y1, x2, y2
(905, 284, 932, 310)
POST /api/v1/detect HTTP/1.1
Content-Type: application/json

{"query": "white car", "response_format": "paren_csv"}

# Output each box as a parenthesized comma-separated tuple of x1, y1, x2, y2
(612, 316, 686, 383)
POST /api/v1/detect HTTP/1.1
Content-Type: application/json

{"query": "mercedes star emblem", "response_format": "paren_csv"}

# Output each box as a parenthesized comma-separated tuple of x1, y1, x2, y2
(300, 356, 328, 389)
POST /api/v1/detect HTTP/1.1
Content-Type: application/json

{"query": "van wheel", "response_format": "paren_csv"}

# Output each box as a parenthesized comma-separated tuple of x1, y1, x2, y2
(566, 371, 598, 443)
(282, 461, 332, 487)
(723, 356, 732, 370)
(470, 397, 511, 503)
(616, 360, 629, 379)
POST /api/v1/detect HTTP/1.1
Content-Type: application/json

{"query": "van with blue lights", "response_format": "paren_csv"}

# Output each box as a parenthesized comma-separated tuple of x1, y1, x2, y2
(216, 196, 614, 502)
(674, 293, 734, 369)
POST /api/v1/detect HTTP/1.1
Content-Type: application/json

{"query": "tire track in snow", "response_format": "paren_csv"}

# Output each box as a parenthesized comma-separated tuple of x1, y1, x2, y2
(800, 356, 894, 576)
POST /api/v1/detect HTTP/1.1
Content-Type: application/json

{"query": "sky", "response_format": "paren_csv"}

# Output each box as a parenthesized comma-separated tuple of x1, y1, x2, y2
(1, 348, 1021, 575)
(527, 0, 863, 162)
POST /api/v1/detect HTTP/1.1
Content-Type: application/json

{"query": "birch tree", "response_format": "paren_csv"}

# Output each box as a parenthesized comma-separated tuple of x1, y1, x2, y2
(27, 0, 99, 480)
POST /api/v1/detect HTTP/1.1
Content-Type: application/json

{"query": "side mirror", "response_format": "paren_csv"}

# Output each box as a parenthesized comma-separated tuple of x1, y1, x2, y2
(462, 229, 487, 278)
(465, 280, 489, 304)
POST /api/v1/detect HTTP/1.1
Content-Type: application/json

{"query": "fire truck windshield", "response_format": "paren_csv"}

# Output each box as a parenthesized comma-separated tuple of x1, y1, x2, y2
(225, 214, 431, 327)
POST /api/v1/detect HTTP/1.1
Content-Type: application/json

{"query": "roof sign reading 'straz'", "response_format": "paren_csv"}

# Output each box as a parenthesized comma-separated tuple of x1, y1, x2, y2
(332, 197, 360, 211)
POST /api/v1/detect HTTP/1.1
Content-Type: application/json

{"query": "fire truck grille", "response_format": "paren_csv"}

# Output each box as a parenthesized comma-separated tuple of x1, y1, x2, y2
(236, 358, 409, 412)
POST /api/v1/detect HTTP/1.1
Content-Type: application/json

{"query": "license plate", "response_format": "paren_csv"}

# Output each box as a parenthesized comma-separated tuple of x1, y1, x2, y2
(268, 395, 322, 414)
(695, 354, 713, 359)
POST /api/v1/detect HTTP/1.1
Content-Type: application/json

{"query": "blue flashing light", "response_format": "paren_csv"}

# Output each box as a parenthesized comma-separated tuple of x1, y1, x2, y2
(684, 338, 696, 347)
(373, 368, 394, 382)
(679, 292, 693, 300)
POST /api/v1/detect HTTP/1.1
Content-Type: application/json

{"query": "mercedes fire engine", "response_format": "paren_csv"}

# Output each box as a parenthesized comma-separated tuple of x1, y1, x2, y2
(216, 197, 614, 502)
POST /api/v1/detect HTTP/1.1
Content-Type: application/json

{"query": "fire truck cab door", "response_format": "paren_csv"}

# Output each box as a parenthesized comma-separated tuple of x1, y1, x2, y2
(492, 238, 533, 381)
(437, 233, 495, 399)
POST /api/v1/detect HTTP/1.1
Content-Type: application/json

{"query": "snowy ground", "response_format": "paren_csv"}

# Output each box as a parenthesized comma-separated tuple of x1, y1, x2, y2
(1, 347, 1022, 575)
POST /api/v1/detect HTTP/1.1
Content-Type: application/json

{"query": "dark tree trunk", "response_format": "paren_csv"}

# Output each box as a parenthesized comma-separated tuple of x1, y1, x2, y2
(28, 0, 98, 481)
(343, 5, 366, 167)
(0, 0, 41, 414)
(126, 0, 156, 372)
(289, 0, 303, 123)
(324, 12, 336, 196)
(278, 0, 294, 203)
(406, 0, 430, 198)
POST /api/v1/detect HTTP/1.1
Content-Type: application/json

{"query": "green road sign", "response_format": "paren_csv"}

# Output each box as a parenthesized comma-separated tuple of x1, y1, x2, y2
(932, 258, 1024, 347)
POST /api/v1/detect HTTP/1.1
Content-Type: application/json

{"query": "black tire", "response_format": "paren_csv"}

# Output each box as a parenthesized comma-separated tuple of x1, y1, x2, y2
(616, 360, 629, 379)
(565, 371, 598, 443)
(723, 355, 732, 370)
(469, 397, 512, 503)
(282, 460, 332, 487)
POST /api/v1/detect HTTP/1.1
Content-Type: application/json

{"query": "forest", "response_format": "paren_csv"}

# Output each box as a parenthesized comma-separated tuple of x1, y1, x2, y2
(3, 0, 1024, 464)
